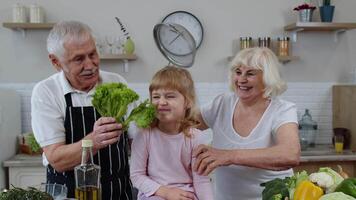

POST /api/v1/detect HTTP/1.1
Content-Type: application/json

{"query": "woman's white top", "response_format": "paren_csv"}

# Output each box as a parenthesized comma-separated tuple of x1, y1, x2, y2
(201, 93, 298, 200)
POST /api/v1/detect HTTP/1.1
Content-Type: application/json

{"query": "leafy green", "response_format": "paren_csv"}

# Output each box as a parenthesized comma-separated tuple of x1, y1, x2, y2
(122, 99, 156, 130)
(320, 192, 356, 200)
(26, 133, 41, 153)
(319, 167, 344, 193)
(0, 186, 53, 200)
(261, 178, 289, 200)
(92, 83, 156, 130)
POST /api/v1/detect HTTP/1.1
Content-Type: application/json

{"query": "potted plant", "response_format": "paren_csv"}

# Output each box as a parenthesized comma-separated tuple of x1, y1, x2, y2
(293, 2, 317, 22)
(319, 0, 335, 22)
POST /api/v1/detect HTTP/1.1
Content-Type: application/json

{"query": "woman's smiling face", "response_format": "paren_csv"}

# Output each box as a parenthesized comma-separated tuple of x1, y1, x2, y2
(232, 65, 265, 101)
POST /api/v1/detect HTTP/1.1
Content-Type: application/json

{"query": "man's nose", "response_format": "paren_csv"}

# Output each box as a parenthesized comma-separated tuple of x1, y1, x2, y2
(83, 56, 98, 68)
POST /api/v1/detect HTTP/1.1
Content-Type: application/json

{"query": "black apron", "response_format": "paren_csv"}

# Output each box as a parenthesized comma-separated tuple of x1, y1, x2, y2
(46, 93, 133, 200)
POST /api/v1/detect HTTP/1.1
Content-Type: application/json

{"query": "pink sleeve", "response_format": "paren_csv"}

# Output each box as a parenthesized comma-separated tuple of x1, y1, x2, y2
(191, 131, 214, 200)
(130, 129, 161, 197)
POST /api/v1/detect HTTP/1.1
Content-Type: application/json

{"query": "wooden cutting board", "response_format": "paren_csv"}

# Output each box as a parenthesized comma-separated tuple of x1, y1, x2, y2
(333, 85, 356, 151)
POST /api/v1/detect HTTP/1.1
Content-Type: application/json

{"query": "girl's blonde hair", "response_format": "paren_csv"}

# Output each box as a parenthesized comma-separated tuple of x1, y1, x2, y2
(149, 66, 199, 137)
(229, 47, 287, 98)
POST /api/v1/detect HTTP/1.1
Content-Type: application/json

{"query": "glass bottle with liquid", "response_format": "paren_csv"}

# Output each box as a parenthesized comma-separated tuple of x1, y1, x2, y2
(75, 139, 101, 200)
(298, 109, 318, 149)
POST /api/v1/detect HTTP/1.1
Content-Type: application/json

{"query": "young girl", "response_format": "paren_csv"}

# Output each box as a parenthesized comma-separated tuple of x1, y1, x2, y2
(130, 66, 213, 200)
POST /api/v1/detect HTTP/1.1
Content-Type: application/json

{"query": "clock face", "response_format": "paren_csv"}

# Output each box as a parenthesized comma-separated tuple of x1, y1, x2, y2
(162, 11, 204, 49)
(158, 24, 194, 56)
(153, 23, 196, 68)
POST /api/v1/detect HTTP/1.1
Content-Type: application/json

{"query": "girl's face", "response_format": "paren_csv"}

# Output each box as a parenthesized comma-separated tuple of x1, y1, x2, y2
(232, 65, 265, 101)
(151, 88, 188, 126)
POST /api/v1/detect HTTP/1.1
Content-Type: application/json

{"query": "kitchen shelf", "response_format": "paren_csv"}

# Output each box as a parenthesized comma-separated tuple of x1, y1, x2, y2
(227, 55, 299, 63)
(99, 54, 137, 60)
(99, 54, 137, 73)
(2, 22, 55, 29)
(284, 22, 356, 42)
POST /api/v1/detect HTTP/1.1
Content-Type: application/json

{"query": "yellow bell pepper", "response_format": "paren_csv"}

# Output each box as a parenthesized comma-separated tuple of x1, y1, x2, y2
(293, 180, 324, 200)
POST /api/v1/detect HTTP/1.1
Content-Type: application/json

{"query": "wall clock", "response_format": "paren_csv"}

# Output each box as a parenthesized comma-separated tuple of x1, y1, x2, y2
(162, 11, 204, 49)
(153, 23, 196, 68)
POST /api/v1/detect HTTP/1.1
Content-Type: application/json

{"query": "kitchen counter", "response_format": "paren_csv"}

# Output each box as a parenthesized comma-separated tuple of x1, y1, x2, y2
(300, 145, 356, 162)
(3, 154, 43, 167)
(3, 154, 45, 189)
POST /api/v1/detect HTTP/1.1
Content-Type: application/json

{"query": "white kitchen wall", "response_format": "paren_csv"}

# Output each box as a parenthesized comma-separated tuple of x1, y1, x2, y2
(0, 82, 334, 144)
(1, 0, 356, 83)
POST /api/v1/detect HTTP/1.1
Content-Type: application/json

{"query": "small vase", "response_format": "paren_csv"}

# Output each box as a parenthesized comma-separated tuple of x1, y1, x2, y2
(123, 37, 135, 55)
(299, 9, 314, 22)
(320, 5, 335, 22)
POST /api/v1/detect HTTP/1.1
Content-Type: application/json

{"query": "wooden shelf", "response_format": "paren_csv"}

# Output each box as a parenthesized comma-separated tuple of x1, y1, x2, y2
(278, 55, 300, 63)
(284, 22, 356, 32)
(227, 55, 298, 63)
(2, 22, 55, 29)
(99, 54, 137, 60)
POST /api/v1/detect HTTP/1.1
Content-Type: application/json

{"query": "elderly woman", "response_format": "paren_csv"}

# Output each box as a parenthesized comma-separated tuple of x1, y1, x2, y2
(193, 47, 300, 200)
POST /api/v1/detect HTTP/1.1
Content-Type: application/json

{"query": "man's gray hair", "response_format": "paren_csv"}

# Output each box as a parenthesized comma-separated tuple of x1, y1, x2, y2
(47, 20, 93, 59)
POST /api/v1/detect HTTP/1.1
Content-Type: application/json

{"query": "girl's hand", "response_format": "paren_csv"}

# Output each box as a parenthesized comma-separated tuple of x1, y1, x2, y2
(193, 144, 232, 176)
(156, 186, 195, 200)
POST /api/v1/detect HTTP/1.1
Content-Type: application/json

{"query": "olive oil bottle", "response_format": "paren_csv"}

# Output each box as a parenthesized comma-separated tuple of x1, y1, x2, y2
(75, 140, 101, 200)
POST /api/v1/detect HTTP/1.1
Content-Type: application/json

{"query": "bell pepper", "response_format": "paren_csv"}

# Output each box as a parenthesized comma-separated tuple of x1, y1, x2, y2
(293, 180, 323, 200)
(335, 178, 356, 198)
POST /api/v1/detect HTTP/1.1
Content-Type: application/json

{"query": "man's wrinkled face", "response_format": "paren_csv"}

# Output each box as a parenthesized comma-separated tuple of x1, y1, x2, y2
(50, 36, 100, 92)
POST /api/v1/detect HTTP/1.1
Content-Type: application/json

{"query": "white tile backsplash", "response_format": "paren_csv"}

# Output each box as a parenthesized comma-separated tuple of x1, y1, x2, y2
(0, 82, 335, 144)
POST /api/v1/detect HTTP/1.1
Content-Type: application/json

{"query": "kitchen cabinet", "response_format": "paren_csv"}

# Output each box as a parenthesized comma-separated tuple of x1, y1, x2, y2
(284, 22, 356, 42)
(294, 161, 356, 177)
(3, 154, 46, 189)
(293, 147, 356, 177)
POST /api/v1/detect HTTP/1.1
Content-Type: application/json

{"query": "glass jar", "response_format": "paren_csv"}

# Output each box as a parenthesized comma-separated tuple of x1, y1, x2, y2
(240, 37, 252, 50)
(258, 37, 271, 48)
(299, 109, 318, 149)
(277, 37, 290, 56)
(12, 3, 27, 23)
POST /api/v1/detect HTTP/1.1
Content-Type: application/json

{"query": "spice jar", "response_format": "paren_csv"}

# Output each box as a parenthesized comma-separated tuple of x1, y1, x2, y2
(29, 4, 44, 23)
(258, 37, 271, 48)
(12, 3, 27, 23)
(278, 37, 290, 56)
(240, 37, 252, 50)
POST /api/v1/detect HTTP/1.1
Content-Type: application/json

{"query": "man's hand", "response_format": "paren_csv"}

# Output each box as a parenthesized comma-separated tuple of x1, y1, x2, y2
(156, 186, 195, 200)
(89, 117, 123, 150)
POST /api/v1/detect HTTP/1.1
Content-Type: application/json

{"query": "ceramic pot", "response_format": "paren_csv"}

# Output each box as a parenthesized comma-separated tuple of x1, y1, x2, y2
(320, 5, 335, 22)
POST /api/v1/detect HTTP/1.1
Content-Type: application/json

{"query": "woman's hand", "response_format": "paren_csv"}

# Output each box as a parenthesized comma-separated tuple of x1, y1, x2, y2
(193, 144, 232, 176)
(155, 186, 195, 200)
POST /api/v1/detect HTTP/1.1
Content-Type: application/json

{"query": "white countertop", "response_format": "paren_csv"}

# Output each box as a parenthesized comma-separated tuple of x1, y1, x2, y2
(3, 154, 43, 167)
(300, 145, 356, 162)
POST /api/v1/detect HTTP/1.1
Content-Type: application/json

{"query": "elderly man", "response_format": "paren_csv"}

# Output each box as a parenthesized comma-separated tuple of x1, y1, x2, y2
(31, 21, 132, 199)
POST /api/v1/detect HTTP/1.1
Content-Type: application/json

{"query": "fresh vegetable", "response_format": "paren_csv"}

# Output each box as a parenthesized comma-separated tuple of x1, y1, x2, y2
(92, 83, 156, 130)
(309, 172, 334, 188)
(122, 99, 156, 129)
(293, 180, 323, 200)
(0, 186, 53, 200)
(319, 192, 356, 200)
(261, 178, 289, 200)
(337, 165, 349, 179)
(284, 170, 309, 199)
(318, 167, 344, 193)
(26, 132, 41, 153)
(334, 178, 356, 198)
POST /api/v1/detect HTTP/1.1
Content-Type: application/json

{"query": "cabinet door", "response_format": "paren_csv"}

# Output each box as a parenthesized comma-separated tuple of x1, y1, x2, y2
(8, 166, 46, 188)
(293, 161, 355, 177)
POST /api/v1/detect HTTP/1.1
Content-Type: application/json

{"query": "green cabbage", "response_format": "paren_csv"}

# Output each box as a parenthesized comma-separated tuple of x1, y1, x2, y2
(319, 192, 356, 200)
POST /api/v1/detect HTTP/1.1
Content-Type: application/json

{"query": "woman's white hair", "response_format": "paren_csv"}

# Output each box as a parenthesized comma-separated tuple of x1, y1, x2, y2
(229, 47, 287, 98)
(47, 20, 93, 59)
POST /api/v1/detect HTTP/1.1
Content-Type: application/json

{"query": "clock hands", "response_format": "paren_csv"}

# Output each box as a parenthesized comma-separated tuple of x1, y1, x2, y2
(169, 32, 182, 45)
